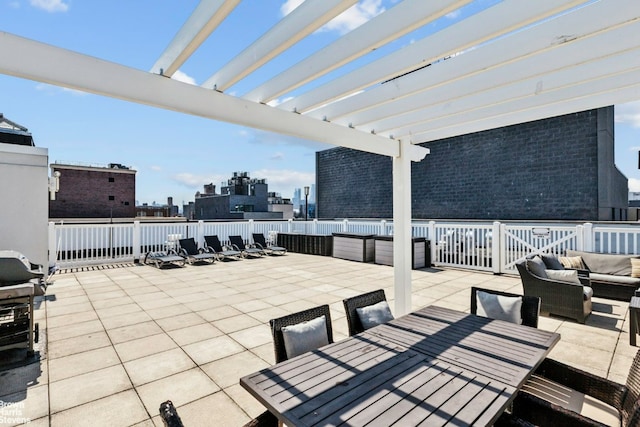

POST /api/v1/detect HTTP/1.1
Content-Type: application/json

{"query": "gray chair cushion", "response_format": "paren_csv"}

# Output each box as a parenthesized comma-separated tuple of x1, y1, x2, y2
(475, 290, 523, 325)
(566, 250, 639, 276)
(545, 269, 582, 284)
(527, 256, 548, 278)
(281, 315, 329, 359)
(356, 301, 394, 330)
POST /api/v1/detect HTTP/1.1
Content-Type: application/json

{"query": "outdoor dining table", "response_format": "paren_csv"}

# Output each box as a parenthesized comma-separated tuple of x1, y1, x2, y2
(241, 305, 560, 426)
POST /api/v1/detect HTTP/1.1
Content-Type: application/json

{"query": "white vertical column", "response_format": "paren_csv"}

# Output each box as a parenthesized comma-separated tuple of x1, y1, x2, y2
(393, 139, 413, 316)
(132, 221, 141, 263)
(48, 222, 57, 269)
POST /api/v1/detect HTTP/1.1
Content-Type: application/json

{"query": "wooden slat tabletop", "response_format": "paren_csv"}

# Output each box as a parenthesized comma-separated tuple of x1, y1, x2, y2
(241, 305, 560, 427)
(367, 306, 560, 388)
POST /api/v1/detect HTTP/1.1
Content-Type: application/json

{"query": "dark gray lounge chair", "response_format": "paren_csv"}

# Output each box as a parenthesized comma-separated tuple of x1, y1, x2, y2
(229, 235, 264, 258)
(177, 238, 215, 264)
(143, 251, 185, 269)
(204, 235, 242, 261)
(252, 233, 287, 256)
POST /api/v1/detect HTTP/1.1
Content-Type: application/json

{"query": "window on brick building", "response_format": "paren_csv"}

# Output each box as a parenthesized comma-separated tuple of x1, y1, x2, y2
(108, 196, 115, 201)
(108, 177, 115, 182)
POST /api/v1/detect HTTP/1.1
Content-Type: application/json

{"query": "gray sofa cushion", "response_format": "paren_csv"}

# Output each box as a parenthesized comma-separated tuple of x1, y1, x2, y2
(566, 250, 638, 276)
(589, 273, 640, 286)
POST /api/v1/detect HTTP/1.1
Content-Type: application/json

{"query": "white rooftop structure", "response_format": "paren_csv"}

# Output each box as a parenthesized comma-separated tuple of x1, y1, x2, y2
(1, 0, 639, 314)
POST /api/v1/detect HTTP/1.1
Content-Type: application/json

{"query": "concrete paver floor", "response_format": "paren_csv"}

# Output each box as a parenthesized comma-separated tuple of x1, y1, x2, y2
(0, 253, 635, 426)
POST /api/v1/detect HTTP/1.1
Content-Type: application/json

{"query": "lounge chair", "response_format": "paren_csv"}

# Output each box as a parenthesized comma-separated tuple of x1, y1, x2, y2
(203, 235, 242, 261)
(177, 238, 215, 264)
(470, 286, 541, 328)
(143, 250, 185, 269)
(252, 233, 287, 256)
(229, 235, 265, 258)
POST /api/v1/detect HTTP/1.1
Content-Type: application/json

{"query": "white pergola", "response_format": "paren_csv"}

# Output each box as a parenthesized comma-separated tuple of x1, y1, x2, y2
(1, 0, 640, 315)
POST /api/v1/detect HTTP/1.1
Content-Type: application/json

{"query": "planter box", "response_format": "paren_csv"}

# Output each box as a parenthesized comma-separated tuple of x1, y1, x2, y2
(374, 236, 429, 269)
(332, 233, 376, 262)
(276, 233, 333, 256)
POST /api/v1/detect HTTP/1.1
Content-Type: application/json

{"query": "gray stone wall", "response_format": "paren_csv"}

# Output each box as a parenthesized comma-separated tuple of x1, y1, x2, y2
(317, 108, 626, 221)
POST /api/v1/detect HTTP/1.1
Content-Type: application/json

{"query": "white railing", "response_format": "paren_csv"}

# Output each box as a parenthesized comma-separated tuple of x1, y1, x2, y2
(49, 219, 640, 271)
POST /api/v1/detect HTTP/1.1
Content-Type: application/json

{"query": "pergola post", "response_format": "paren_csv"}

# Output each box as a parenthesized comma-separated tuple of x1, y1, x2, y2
(393, 139, 413, 316)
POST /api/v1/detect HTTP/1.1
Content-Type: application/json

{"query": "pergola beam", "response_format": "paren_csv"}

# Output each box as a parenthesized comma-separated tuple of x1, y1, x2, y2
(242, 0, 472, 104)
(150, 0, 241, 77)
(202, 0, 357, 92)
(308, 0, 636, 124)
(0, 32, 430, 161)
(279, 0, 588, 114)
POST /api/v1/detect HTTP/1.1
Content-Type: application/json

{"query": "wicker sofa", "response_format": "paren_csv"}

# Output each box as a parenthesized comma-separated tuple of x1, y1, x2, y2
(516, 258, 592, 323)
(564, 250, 640, 301)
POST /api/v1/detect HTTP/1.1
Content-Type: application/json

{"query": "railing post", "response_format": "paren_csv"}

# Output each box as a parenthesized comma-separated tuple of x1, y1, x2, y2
(287, 218, 293, 233)
(582, 223, 593, 252)
(428, 221, 436, 265)
(132, 221, 141, 263)
(313, 219, 318, 234)
(343, 219, 349, 232)
(248, 219, 254, 238)
(197, 220, 205, 247)
(492, 221, 502, 274)
(48, 221, 57, 268)
(381, 220, 387, 235)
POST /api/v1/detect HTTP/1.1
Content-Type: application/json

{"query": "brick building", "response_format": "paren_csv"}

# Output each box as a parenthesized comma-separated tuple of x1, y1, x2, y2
(49, 163, 136, 219)
(316, 107, 628, 221)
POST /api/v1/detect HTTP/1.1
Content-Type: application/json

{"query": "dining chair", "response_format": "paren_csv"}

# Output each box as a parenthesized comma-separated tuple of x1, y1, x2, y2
(470, 286, 541, 328)
(269, 304, 333, 363)
(342, 289, 393, 336)
(512, 350, 640, 427)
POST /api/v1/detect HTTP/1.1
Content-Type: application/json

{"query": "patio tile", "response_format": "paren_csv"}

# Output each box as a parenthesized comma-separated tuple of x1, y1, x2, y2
(49, 365, 132, 413)
(47, 319, 105, 341)
(246, 306, 290, 323)
(169, 391, 251, 426)
(213, 314, 261, 334)
(136, 368, 220, 415)
(155, 312, 206, 332)
(228, 324, 272, 349)
(166, 323, 224, 346)
(48, 330, 112, 359)
(107, 321, 164, 344)
(90, 295, 135, 310)
(201, 351, 270, 389)
(225, 383, 268, 419)
(145, 303, 191, 320)
(48, 346, 120, 382)
(0, 360, 46, 396)
(46, 301, 94, 318)
(96, 302, 143, 319)
(232, 299, 273, 313)
(137, 297, 177, 311)
(101, 310, 153, 330)
(182, 336, 245, 365)
(197, 306, 242, 322)
(46, 310, 98, 329)
(0, 383, 49, 425)
(124, 348, 195, 386)
(50, 389, 148, 427)
(114, 332, 178, 362)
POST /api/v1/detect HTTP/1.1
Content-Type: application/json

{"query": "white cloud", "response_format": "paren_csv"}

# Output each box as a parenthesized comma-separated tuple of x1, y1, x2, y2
(270, 152, 285, 161)
(323, 0, 385, 34)
(171, 70, 197, 85)
(150, 165, 162, 172)
(30, 0, 68, 12)
(615, 101, 640, 128)
(172, 172, 226, 189)
(629, 178, 640, 192)
(35, 83, 87, 96)
(281, 0, 385, 35)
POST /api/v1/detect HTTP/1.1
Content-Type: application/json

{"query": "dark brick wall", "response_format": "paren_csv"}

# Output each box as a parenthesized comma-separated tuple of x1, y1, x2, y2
(49, 167, 136, 218)
(317, 109, 617, 221)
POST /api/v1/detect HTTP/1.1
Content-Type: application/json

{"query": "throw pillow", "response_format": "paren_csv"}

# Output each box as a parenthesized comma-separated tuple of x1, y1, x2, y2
(476, 291, 523, 325)
(559, 255, 587, 270)
(632, 258, 640, 278)
(545, 269, 582, 284)
(356, 301, 394, 330)
(526, 256, 548, 278)
(281, 315, 329, 359)
(540, 254, 565, 270)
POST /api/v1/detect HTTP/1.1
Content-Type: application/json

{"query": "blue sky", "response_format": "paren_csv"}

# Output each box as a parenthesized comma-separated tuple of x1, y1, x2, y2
(2, 0, 640, 207)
